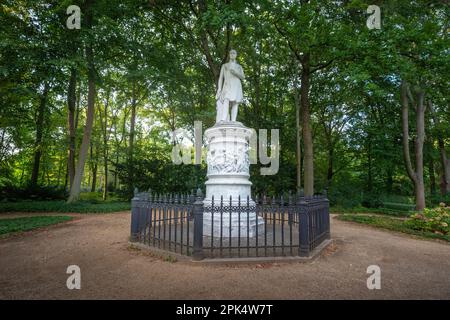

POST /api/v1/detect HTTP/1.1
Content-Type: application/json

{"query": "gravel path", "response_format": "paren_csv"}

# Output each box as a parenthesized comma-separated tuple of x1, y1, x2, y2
(0, 212, 449, 299)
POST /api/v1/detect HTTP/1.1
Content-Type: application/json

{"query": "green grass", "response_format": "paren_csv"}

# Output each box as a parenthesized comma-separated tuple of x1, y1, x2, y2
(330, 206, 412, 217)
(337, 214, 450, 242)
(78, 192, 125, 202)
(381, 201, 415, 212)
(0, 216, 73, 236)
(0, 200, 130, 213)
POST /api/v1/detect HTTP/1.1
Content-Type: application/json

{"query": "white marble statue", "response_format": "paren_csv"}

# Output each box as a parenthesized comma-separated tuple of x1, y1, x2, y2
(215, 49, 245, 123)
(204, 49, 264, 238)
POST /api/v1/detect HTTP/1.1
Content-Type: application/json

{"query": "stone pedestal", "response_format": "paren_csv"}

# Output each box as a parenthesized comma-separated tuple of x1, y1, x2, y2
(203, 121, 264, 237)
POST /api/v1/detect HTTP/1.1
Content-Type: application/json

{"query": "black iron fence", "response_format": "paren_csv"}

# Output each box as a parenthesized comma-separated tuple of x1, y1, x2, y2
(130, 190, 330, 260)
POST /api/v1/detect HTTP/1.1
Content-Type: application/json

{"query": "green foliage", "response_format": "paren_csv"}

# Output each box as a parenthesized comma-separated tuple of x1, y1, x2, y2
(0, 215, 72, 236)
(78, 192, 124, 203)
(327, 176, 364, 208)
(0, 200, 130, 213)
(381, 202, 415, 212)
(0, 0, 448, 209)
(361, 193, 383, 209)
(331, 206, 412, 217)
(427, 193, 450, 208)
(337, 214, 450, 242)
(405, 204, 450, 235)
(116, 158, 207, 199)
(0, 184, 67, 201)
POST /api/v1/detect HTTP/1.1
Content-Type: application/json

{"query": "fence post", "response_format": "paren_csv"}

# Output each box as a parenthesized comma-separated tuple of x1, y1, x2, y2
(193, 188, 204, 260)
(298, 199, 310, 257)
(189, 189, 196, 221)
(324, 198, 331, 239)
(130, 190, 140, 242)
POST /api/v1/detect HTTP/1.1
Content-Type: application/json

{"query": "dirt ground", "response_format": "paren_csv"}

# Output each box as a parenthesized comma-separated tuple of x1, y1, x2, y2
(0, 212, 449, 299)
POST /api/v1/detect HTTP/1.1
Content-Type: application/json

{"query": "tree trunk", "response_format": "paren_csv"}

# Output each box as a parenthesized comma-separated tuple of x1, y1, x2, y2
(67, 68, 77, 190)
(67, 5, 96, 203)
(414, 89, 426, 210)
(100, 89, 110, 200)
(429, 101, 450, 195)
(0, 129, 5, 163)
(400, 81, 426, 211)
(90, 142, 97, 192)
(441, 167, 450, 195)
(300, 54, 314, 196)
(56, 153, 63, 186)
(103, 100, 109, 200)
(386, 168, 393, 194)
(91, 165, 97, 192)
(30, 82, 49, 187)
(68, 71, 95, 202)
(114, 153, 119, 190)
(429, 155, 436, 195)
(64, 161, 68, 190)
(294, 86, 302, 193)
(128, 80, 137, 194)
(367, 135, 373, 192)
(327, 147, 334, 188)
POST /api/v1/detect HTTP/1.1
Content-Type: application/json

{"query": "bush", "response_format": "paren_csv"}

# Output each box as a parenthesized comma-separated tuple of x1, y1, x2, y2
(427, 193, 450, 207)
(0, 200, 130, 213)
(327, 187, 362, 208)
(337, 213, 450, 242)
(382, 202, 415, 212)
(405, 203, 450, 235)
(0, 184, 67, 201)
(361, 193, 383, 208)
(380, 194, 414, 204)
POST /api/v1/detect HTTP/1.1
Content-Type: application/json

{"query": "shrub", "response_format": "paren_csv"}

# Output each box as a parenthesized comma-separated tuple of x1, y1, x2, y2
(427, 193, 450, 207)
(361, 194, 383, 208)
(405, 203, 450, 235)
(0, 184, 67, 201)
(0, 200, 130, 213)
(382, 202, 415, 212)
(327, 187, 362, 208)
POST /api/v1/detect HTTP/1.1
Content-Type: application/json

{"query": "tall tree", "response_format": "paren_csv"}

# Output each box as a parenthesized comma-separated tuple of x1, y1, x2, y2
(265, 0, 351, 196)
(67, 68, 77, 190)
(401, 81, 426, 210)
(30, 82, 50, 187)
(429, 101, 450, 195)
(99, 87, 110, 200)
(68, 0, 97, 202)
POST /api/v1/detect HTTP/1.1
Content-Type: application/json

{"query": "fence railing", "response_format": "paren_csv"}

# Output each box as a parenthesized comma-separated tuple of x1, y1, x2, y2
(130, 190, 330, 260)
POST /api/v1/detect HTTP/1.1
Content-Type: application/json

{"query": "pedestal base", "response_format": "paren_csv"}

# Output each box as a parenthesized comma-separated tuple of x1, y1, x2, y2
(203, 211, 265, 238)
(203, 121, 264, 238)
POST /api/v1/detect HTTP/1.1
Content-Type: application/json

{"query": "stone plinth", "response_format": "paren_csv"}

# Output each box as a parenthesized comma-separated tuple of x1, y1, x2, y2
(203, 121, 264, 237)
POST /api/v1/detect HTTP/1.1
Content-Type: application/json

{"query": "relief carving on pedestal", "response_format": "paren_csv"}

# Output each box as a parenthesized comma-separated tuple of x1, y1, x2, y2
(207, 146, 249, 175)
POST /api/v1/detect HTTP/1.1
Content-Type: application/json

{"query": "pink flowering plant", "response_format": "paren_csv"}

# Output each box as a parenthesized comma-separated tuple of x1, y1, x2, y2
(405, 203, 450, 235)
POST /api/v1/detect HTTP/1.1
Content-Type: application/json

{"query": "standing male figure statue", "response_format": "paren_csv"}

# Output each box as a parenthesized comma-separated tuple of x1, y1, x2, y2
(215, 49, 245, 123)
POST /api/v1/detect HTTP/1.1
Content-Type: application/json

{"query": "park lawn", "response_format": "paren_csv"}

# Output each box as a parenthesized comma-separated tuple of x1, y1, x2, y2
(0, 200, 130, 213)
(337, 214, 450, 242)
(0, 216, 73, 236)
(330, 206, 412, 217)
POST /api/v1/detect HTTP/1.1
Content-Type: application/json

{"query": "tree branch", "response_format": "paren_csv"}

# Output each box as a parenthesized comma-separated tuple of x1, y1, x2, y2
(273, 22, 303, 62)
(310, 59, 334, 73)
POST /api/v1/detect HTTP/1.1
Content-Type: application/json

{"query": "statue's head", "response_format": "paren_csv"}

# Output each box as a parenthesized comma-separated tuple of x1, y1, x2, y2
(229, 49, 237, 60)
